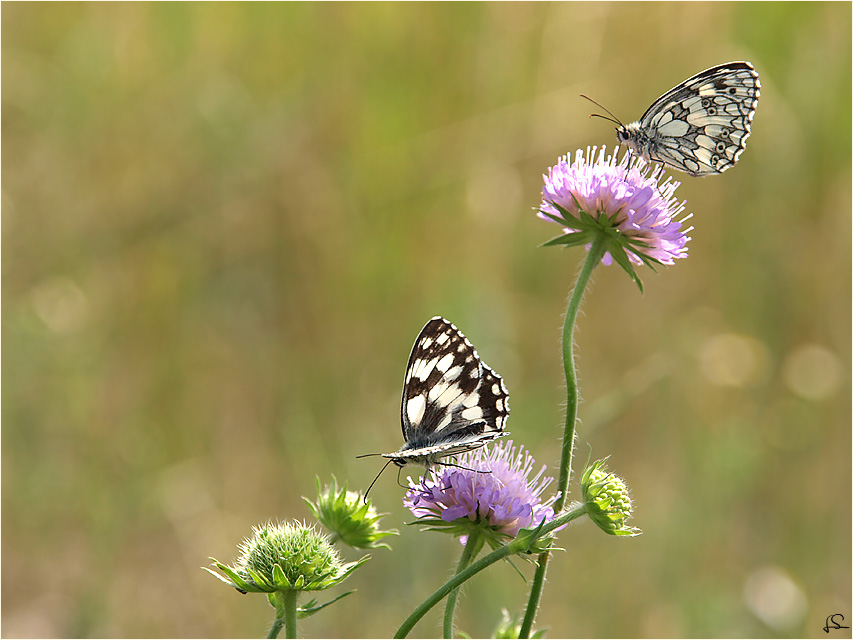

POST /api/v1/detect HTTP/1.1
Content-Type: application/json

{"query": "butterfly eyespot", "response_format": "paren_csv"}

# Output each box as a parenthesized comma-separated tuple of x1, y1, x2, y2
(718, 129, 730, 139)
(710, 154, 721, 164)
(715, 142, 727, 153)
(728, 87, 738, 95)
(701, 97, 712, 108)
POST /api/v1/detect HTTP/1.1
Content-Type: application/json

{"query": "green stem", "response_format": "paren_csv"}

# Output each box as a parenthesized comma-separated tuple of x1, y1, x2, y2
(274, 589, 297, 639)
(556, 235, 606, 509)
(267, 618, 283, 640)
(520, 559, 548, 638)
(519, 236, 606, 639)
(395, 505, 587, 639)
(267, 590, 288, 639)
(443, 530, 482, 638)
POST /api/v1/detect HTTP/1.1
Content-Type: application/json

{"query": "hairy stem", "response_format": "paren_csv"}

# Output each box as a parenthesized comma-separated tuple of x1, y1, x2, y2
(395, 505, 586, 638)
(519, 237, 606, 638)
(443, 530, 482, 638)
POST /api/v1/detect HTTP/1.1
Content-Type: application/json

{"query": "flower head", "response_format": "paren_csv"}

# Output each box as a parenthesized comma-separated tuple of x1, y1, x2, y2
(580, 459, 641, 536)
(404, 440, 560, 549)
(539, 146, 691, 288)
(304, 477, 398, 549)
(206, 521, 368, 594)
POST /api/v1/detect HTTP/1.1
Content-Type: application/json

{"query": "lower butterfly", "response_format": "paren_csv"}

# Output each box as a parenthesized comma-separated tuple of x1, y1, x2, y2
(583, 61, 760, 176)
(358, 316, 510, 497)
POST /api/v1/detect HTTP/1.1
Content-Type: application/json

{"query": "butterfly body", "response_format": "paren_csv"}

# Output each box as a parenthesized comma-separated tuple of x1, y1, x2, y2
(382, 316, 509, 469)
(615, 61, 760, 176)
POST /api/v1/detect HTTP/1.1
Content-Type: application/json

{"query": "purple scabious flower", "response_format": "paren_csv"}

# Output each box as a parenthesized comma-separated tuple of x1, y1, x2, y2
(404, 440, 559, 546)
(539, 146, 691, 276)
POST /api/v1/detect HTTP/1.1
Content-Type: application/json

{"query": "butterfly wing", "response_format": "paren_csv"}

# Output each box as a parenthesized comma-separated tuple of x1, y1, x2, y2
(389, 317, 509, 466)
(625, 61, 760, 176)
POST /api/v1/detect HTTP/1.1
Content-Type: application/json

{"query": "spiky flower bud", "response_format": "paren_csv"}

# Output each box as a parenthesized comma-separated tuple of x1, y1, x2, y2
(580, 459, 641, 536)
(206, 521, 367, 594)
(304, 477, 397, 549)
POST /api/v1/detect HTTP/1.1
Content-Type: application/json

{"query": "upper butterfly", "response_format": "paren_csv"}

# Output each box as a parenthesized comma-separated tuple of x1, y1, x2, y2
(587, 61, 760, 177)
(359, 316, 509, 487)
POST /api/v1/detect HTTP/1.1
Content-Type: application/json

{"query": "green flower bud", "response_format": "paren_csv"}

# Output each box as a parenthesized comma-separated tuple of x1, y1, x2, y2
(206, 521, 368, 594)
(493, 608, 548, 639)
(238, 522, 341, 590)
(304, 477, 397, 549)
(580, 459, 641, 536)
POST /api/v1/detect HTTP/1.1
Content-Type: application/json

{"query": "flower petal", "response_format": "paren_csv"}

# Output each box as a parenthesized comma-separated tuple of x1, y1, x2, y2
(539, 146, 690, 268)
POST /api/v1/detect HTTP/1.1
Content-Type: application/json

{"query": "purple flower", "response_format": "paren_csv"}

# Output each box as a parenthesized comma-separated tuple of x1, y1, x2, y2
(539, 146, 691, 269)
(404, 440, 559, 545)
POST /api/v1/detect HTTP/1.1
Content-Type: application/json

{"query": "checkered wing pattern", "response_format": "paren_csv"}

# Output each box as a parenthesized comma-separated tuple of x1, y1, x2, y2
(383, 317, 510, 468)
(616, 61, 760, 176)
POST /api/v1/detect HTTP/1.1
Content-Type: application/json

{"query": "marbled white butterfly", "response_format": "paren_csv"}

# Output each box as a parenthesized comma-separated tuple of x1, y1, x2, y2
(359, 317, 510, 495)
(584, 61, 760, 176)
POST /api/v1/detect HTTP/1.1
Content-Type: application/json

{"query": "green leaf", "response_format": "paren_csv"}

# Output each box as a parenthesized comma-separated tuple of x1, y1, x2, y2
(247, 566, 274, 591)
(302, 496, 319, 519)
(537, 209, 569, 226)
(607, 247, 644, 294)
(542, 232, 595, 248)
(297, 591, 356, 619)
(336, 555, 371, 582)
(547, 195, 587, 220)
(354, 500, 371, 519)
(272, 563, 290, 590)
(578, 208, 600, 228)
(547, 199, 573, 218)
(611, 527, 643, 537)
(202, 567, 248, 594)
(513, 516, 548, 554)
(206, 560, 265, 593)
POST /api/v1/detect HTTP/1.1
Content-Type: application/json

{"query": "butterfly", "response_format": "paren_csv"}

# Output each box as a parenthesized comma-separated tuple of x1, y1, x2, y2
(359, 316, 510, 495)
(584, 61, 760, 176)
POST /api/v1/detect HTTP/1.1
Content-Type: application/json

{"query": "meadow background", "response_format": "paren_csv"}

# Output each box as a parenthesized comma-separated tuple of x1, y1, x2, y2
(3, 3, 850, 638)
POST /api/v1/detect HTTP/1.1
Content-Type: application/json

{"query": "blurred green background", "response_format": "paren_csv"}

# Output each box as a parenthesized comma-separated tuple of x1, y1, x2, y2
(3, 2, 850, 638)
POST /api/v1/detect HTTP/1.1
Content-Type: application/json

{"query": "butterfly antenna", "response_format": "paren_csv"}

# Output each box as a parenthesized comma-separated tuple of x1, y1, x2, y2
(362, 458, 395, 503)
(580, 94, 623, 126)
(436, 459, 492, 474)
